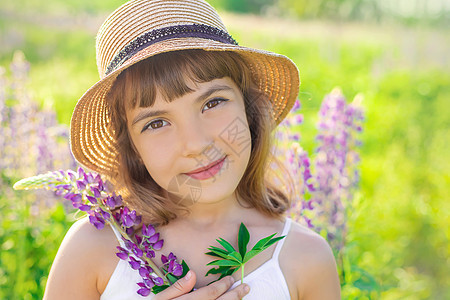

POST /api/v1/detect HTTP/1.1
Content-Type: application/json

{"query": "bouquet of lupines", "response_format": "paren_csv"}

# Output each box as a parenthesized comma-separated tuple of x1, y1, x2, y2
(13, 168, 185, 296)
(13, 167, 284, 296)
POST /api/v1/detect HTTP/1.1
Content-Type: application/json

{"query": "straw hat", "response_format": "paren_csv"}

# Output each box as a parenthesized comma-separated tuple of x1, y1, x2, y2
(70, 0, 300, 175)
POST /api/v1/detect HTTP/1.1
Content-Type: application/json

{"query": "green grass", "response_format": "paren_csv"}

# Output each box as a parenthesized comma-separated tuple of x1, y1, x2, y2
(1, 3, 449, 299)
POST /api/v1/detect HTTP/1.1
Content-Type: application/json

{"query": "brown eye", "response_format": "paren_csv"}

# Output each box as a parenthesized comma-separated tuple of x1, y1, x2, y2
(203, 98, 228, 112)
(142, 119, 168, 132)
(150, 120, 164, 129)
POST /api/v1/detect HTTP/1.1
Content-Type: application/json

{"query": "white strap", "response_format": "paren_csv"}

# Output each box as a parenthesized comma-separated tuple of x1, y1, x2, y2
(110, 224, 126, 248)
(272, 218, 291, 260)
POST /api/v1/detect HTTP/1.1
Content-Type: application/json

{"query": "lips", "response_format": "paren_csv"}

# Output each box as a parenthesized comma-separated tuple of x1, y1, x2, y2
(185, 156, 227, 175)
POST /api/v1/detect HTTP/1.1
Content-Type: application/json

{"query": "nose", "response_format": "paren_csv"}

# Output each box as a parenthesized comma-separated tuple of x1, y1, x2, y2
(179, 115, 213, 158)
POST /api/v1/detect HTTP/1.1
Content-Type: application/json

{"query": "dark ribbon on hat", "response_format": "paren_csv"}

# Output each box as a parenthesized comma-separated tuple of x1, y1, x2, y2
(105, 24, 239, 76)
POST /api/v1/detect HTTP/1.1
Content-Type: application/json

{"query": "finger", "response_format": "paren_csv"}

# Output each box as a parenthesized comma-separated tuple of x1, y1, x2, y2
(153, 270, 196, 300)
(217, 283, 250, 300)
(178, 276, 235, 300)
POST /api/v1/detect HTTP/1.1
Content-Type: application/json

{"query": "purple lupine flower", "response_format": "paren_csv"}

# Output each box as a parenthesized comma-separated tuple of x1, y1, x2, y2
(77, 180, 87, 190)
(69, 194, 83, 208)
(145, 249, 156, 259)
(100, 209, 111, 220)
(79, 204, 92, 212)
(144, 278, 156, 288)
(161, 254, 170, 264)
(116, 247, 129, 260)
(142, 224, 156, 237)
(86, 195, 97, 204)
(161, 252, 183, 276)
(152, 239, 164, 250)
(132, 243, 144, 258)
(105, 194, 123, 209)
(139, 266, 151, 277)
(129, 256, 141, 270)
(137, 285, 152, 297)
(121, 207, 142, 227)
(91, 186, 101, 198)
(14, 166, 182, 295)
(168, 259, 183, 276)
(147, 233, 160, 244)
(308, 89, 364, 252)
(67, 170, 77, 181)
(153, 277, 164, 286)
(105, 196, 117, 208)
(84, 172, 94, 184)
(274, 89, 364, 240)
(89, 214, 105, 230)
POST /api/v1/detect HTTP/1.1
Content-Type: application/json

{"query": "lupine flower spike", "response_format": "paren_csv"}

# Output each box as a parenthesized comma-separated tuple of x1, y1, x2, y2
(13, 168, 187, 296)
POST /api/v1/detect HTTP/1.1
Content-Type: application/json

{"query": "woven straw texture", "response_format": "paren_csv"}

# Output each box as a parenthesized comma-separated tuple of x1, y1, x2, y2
(70, 0, 300, 175)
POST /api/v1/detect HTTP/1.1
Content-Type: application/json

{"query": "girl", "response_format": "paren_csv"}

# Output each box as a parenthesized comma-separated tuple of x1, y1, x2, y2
(44, 0, 340, 299)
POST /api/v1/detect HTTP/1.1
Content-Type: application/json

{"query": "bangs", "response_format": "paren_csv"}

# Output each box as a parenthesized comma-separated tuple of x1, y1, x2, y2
(113, 49, 250, 110)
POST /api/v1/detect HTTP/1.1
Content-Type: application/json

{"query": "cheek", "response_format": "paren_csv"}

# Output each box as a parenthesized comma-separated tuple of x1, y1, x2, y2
(216, 106, 251, 157)
(134, 140, 172, 184)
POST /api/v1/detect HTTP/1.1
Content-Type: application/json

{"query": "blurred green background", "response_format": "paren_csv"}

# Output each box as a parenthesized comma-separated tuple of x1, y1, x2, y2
(1, 0, 449, 299)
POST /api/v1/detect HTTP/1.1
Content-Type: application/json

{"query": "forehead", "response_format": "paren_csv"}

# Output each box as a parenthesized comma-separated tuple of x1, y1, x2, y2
(158, 76, 238, 101)
(128, 77, 240, 117)
(116, 50, 247, 111)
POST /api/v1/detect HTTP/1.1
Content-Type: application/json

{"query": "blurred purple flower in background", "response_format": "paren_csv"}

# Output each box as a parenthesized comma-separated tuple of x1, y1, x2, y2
(310, 88, 364, 252)
(0, 51, 77, 213)
(275, 88, 364, 255)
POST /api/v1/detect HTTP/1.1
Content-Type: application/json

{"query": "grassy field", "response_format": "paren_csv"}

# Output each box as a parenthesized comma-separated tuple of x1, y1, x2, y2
(1, 2, 449, 299)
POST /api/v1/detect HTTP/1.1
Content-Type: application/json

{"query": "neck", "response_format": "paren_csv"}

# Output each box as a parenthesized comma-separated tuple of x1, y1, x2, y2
(174, 192, 248, 229)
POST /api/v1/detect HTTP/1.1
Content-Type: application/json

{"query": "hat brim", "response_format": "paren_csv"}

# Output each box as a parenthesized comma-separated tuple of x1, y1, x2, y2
(70, 37, 300, 175)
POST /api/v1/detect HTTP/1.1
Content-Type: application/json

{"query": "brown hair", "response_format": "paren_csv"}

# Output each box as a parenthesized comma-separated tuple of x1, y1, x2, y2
(106, 49, 295, 225)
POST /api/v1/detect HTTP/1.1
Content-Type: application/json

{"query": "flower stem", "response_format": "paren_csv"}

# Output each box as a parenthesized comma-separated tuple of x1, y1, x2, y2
(106, 217, 168, 283)
(241, 264, 245, 285)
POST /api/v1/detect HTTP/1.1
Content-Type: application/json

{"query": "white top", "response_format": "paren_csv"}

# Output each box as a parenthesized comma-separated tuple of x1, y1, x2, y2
(100, 218, 292, 300)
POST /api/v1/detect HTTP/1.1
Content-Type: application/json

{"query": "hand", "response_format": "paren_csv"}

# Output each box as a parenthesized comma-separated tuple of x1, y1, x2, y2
(153, 270, 250, 300)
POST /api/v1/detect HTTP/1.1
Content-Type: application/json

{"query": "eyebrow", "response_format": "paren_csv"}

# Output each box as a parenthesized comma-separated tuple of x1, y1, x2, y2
(131, 84, 234, 126)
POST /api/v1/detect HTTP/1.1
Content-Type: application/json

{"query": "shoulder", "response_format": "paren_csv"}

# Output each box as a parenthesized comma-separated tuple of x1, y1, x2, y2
(285, 220, 335, 264)
(66, 217, 119, 251)
(57, 217, 118, 263)
(280, 219, 341, 300)
(43, 217, 119, 299)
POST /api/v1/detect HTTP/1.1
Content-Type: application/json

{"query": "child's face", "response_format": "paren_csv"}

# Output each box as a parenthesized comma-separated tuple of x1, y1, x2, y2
(126, 77, 252, 205)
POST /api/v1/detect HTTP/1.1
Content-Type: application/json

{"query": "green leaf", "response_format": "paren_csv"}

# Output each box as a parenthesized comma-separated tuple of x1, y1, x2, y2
(251, 233, 276, 250)
(205, 224, 286, 284)
(238, 223, 250, 259)
(206, 266, 238, 282)
(205, 251, 225, 259)
(206, 249, 241, 262)
(206, 259, 242, 267)
(228, 251, 243, 263)
(180, 260, 190, 278)
(353, 278, 378, 291)
(350, 265, 380, 292)
(242, 249, 261, 263)
(207, 246, 230, 257)
(205, 266, 233, 277)
(217, 237, 236, 253)
(152, 284, 170, 294)
(259, 236, 285, 251)
(208, 245, 229, 253)
(167, 273, 178, 284)
(219, 267, 237, 278)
